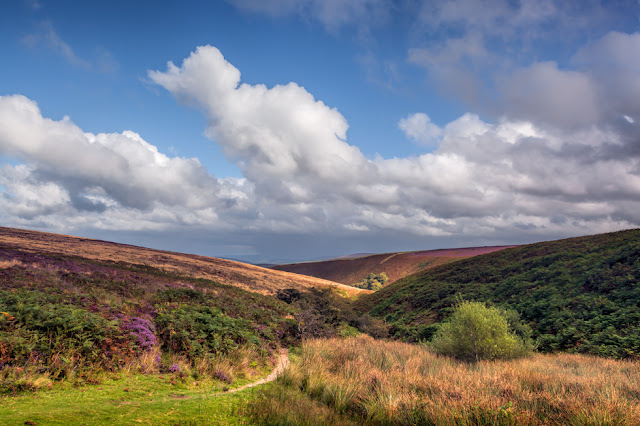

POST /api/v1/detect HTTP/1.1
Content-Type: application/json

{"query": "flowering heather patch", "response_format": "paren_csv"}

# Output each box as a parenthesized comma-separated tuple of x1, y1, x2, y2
(122, 317, 156, 351)
(169, 363, 180, 373)
(0, 230, 301, 391)
(213, 369, 232, 383)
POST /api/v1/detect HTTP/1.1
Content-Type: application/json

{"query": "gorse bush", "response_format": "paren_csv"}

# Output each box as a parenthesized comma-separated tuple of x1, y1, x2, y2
(431, 301, 532, 361)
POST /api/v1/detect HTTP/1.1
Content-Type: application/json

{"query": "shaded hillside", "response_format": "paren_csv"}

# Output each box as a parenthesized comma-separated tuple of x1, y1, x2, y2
(273, 246, 515, 286)
(0, 227, 366, 298)
(360, 229, 640, 358)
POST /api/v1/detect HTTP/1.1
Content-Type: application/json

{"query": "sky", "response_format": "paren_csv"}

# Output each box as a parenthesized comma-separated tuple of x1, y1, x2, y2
(0, 0, 639, 263)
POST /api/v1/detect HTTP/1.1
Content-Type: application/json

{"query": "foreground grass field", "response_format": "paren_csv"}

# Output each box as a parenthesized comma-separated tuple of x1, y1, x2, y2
(0, 372, 259, 425)
(250, 336, 640, 425)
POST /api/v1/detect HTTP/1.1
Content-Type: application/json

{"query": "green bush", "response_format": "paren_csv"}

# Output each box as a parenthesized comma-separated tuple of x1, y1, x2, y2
(431, 301, 532, 362)
(353, 272, 389, 291)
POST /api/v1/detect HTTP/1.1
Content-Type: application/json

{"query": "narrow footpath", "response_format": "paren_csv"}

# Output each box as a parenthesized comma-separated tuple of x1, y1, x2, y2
(217, 348, 289, 395)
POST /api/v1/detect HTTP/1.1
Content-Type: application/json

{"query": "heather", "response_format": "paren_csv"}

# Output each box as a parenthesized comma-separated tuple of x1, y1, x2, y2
(249, 336, 640, 425)
(0, 245, 297, 392)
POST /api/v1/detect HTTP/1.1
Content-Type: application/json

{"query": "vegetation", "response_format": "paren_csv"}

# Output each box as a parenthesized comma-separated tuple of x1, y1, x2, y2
(352, 272, 389, 291)
(249, 336, 640, 425)
(362, 229, 640, 358)
(430, 300, 532, 361)
(0, 245, 297, 392)
(0, 373, 256, 424)
(4, 225, 640, 424)
(277, 287, 389, 340)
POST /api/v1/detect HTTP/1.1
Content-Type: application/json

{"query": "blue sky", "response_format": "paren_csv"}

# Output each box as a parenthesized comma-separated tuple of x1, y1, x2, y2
(1, 0, 639, 263)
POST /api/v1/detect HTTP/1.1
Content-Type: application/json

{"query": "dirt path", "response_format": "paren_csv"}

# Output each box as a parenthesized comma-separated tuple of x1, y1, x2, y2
(218, 348, 289, 395)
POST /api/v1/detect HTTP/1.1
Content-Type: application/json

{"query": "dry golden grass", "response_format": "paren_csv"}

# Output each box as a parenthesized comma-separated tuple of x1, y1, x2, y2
(0, 227, 367, 298)
(254, 335, 640, 425)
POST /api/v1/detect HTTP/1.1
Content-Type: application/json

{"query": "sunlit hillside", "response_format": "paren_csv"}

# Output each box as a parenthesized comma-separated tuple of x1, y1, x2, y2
(0, 227, 366, 298)
(274, 245, 514, 286)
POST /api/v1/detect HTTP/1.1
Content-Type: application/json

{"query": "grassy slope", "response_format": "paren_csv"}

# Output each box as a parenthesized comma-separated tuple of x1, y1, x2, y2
(249, 336, 640, 425)
(0, 227, 366, 298)
(273, 246, 514, 286)
(360, 229, 640, 358)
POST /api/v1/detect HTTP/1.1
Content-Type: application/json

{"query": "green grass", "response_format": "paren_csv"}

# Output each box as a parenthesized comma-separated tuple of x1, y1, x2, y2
(0, 373, 261, 425)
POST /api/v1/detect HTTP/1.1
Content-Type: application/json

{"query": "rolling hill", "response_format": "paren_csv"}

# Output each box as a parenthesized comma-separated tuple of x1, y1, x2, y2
(0, 226, 371, 395)
(0, 227, 365, 298)
(273, 245, 515, 286)
(359, 228, 640, 358)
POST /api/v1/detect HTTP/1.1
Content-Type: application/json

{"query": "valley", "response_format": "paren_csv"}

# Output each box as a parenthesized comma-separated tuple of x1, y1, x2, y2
(1, 227, 639, 424)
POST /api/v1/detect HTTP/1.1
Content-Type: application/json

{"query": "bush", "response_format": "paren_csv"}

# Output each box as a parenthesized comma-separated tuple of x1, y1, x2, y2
(353, 272, 389, 291)
(431, 301, 532, 361)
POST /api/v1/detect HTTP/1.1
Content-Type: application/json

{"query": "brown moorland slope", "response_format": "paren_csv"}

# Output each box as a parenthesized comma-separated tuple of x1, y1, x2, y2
(0, 227, 367, 298)
(273, 246, 516, 286)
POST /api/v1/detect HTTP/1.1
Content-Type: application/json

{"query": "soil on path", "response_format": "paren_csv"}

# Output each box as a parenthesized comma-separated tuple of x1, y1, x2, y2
(220, 348, 289, 395)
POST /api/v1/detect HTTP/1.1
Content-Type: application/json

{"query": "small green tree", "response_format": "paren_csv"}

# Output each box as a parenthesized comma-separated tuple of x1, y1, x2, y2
(352, 272, 389, 291)
(431, 301, 532, 362)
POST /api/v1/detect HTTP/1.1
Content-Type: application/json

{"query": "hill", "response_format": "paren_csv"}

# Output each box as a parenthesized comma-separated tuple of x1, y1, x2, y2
(273, 246, 515, 286)
(0, 227, 365, 298)
(359, 229, 640, 358)
(0, 226, 371, 394)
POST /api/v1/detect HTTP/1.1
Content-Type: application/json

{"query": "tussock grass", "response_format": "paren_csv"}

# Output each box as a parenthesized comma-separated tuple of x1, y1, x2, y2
(250, 336, 640, 425)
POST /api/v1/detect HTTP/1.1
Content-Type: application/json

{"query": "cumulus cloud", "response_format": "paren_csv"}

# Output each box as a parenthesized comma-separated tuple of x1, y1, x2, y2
(2, 37, 639, 259)
(498, 61, 599, 129)
(399, 113, 443, 147)
(147, 45, 640, 241)
(0, 94, 258, 233)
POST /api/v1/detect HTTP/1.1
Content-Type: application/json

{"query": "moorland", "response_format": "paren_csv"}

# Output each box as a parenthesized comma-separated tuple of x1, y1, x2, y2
(1, 226, 639, 424)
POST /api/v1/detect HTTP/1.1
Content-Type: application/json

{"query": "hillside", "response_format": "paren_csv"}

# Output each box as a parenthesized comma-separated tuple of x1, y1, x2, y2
(0, 227, 365, 298)
(0, 226, 373, 396)
(359, 229, 640, 358)
(273, 246, 515, 286)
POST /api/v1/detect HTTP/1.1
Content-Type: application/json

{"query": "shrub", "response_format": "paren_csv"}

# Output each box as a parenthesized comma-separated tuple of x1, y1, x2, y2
(353, 272, 389, 291)
(431, 301, 532, 361)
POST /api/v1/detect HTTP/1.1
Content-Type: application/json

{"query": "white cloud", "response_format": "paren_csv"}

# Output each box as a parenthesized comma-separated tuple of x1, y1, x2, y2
(147, 45, 640, 239)
(2, 39, 639, 257)
(498, 61, 599, 129)
(399, 113, 442, 147)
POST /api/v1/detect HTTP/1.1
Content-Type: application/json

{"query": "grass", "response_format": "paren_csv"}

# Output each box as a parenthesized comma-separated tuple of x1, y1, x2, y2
(0, 372, 262, 425)
(250, 335, 640, 425)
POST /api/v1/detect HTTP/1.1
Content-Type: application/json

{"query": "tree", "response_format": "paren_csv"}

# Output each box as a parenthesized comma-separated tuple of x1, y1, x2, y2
(430, 301, 532, 362)
(353, 272, 389, 291)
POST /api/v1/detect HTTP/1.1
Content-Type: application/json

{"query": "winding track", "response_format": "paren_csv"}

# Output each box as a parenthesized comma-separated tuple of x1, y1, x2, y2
(217, 348, 289, 395)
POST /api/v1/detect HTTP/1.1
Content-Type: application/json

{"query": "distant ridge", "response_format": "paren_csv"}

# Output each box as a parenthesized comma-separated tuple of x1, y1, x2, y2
(273, 246, 515, 286)
(0, 227, 367, 298)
